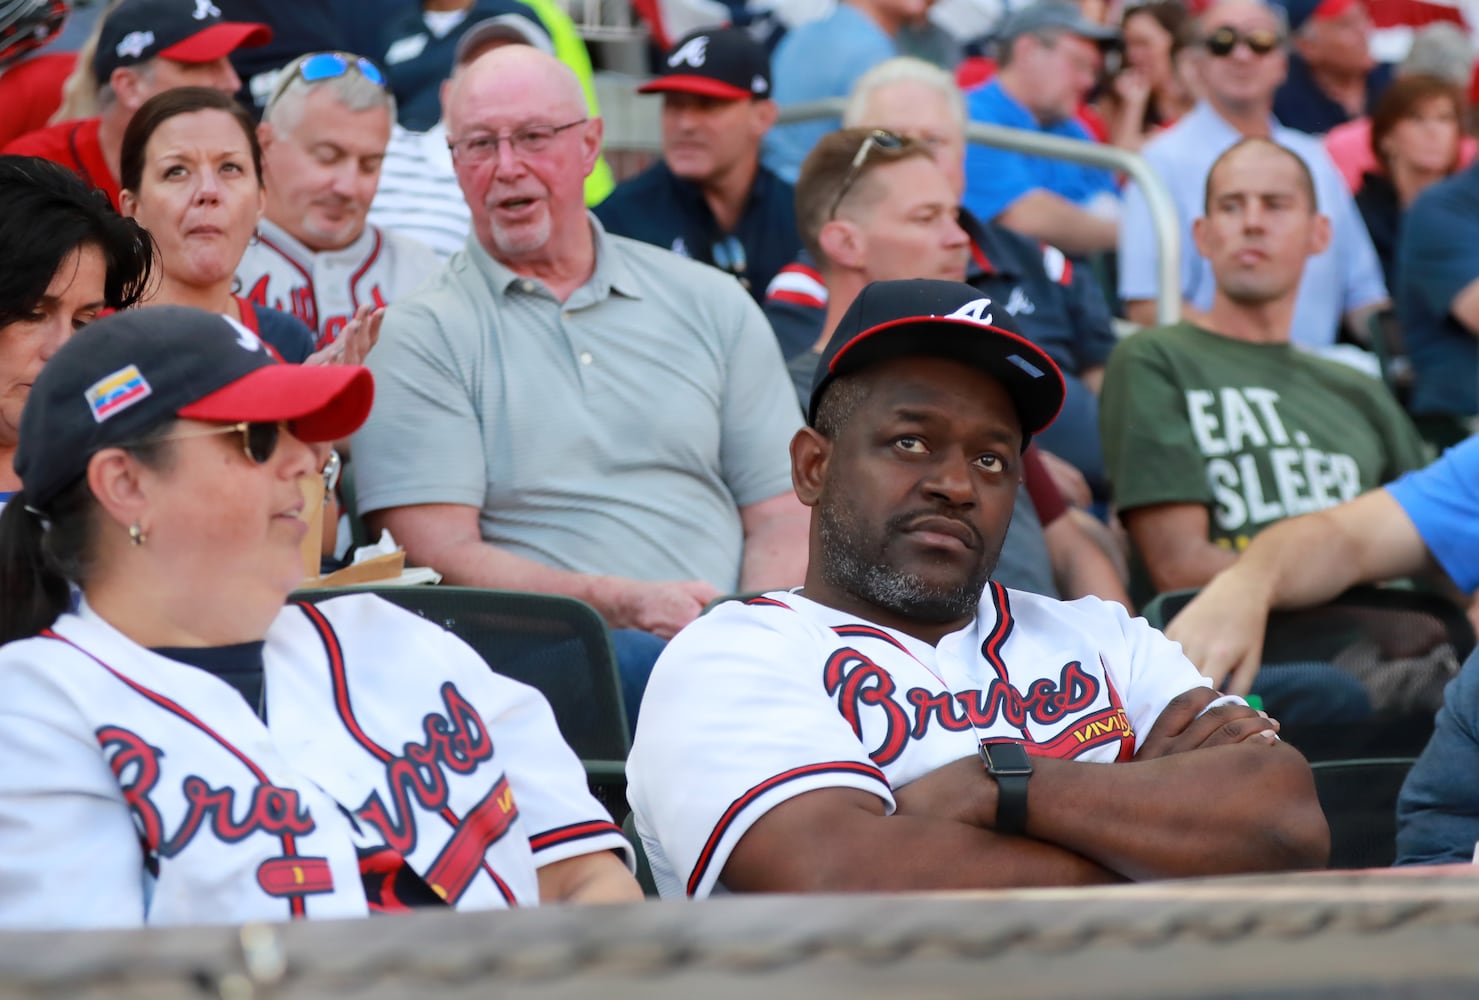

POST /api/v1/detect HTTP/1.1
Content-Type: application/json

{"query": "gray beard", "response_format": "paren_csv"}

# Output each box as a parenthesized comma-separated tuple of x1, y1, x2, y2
(816, 497, 995, 624)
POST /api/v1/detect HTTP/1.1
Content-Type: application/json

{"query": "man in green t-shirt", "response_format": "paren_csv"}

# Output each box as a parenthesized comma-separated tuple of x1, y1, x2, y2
(1101, 138, 1427, 606)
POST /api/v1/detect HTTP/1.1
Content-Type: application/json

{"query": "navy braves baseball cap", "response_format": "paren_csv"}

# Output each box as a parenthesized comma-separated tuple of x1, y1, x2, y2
(638, 27, 770, 101)
(809, 279, 1066, 445)
(16, 305, 373, 508)
(93, 0, 271, 81)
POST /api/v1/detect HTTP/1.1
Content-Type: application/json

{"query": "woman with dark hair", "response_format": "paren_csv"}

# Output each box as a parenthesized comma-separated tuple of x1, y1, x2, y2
(0, 152, 154, 510)
(1098, 0, 1196, 152)
(0, 304, 640, 927)
(1356, 74, 1464, 290)
(118, 86, 378, 366)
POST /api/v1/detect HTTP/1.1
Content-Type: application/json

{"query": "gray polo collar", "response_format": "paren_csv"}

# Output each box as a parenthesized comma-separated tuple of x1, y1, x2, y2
(472, 213, 644, 303)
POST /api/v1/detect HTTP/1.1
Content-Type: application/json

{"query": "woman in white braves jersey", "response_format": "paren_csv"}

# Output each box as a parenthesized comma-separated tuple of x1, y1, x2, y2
(0, 305, 638, 928)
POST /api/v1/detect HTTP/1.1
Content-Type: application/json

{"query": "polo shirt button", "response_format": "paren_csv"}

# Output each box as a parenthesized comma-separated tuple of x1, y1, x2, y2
(579, 351, 593, 366)
(520, 280, 536, 293)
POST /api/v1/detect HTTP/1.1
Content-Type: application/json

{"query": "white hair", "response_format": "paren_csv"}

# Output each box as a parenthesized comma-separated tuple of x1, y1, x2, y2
(843, 57, 966, 132)
(263, 54, 397, 130)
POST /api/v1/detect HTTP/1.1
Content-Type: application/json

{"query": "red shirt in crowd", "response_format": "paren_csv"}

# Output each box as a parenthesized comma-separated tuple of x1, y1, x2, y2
(0, 52, 76, 149)
(2, 116, 121, 209)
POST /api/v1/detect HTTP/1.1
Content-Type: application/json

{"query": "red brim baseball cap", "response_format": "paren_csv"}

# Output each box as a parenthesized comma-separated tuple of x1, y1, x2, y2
(16, 305, 374, 508)
(159, 21, 272, 63)
(638, 75, 754, 100)
(180, 364, 374, 443)
(809, 279, 1065, 445)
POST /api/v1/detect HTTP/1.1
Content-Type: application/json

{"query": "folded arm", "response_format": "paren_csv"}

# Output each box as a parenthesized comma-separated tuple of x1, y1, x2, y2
(720, 687, 1326, 892)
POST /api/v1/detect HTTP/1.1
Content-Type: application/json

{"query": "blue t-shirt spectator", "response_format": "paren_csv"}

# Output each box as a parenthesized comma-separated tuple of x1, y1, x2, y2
(962, 78, 1118, 225)
(1395, 164, 1479, 419)
(762, 3, 896, 184)
(595, 161, 797, 304)
(1389, 436, 1479, 865)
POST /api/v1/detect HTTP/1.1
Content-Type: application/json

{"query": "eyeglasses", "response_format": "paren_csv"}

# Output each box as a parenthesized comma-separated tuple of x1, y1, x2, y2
(1203, 26, 1282, 58)
(267, 52, 388, 111)
(828, 129, 905, 221)
(142, 421, 282, 464)
(447, 119, 588, 164)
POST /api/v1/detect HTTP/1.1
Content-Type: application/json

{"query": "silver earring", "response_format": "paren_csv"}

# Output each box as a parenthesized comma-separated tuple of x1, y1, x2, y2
(129, 524, 146, 547)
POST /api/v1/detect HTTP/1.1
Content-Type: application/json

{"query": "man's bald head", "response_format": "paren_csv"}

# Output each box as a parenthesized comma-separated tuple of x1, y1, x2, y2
(446, 45, 585, 134)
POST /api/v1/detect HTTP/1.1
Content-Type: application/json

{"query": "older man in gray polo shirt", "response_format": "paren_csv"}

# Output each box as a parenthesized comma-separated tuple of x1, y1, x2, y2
(352, 45, 809, 709)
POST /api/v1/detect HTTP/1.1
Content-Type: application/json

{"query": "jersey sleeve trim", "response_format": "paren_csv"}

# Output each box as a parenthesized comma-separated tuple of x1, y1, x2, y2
(528, 819, 624, 853)
(529, 819, 635, 872)
(685, 760, 890, 898)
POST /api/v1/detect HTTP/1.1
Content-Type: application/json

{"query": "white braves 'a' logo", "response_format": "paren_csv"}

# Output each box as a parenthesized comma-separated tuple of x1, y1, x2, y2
(115, 30, 154, 59)
(194, 0, 222, 20)
(224, 317, 264, 353)
(946, 297, 994, 326)
(668, 35, 709, 68)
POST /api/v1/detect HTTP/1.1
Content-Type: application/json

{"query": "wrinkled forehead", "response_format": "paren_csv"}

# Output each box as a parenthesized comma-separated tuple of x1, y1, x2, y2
(448, 60, 583, 133)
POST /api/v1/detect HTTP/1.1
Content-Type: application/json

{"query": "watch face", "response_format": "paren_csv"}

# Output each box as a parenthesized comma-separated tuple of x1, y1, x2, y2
(983, 740, 1033, 775)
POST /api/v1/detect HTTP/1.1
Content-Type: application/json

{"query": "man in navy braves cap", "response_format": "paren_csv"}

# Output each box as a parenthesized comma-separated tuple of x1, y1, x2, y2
(594, 27, 799, 303)
(2, 0, 270, 207)
(626, 276, 1327, 900)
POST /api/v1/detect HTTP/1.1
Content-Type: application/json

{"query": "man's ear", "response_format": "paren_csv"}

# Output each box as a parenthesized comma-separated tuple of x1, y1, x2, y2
(752, 98, 779, 136)
(580, 116, 605, 179)
(790, 426, 830, 507)
(1190, 214, 1211, 260)
(110, 66, 148, 113)
(818, 219, 864, 272)
(1306, 212, 1332, 257)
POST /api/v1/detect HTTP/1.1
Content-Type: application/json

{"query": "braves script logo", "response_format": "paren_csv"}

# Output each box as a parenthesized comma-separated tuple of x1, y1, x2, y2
(97, 725, 323, 897)
(194, 0, 222, 19)
(354, 683, 497, 857)
(822, 649, 1099, 766)
(245, 275, 385, 348)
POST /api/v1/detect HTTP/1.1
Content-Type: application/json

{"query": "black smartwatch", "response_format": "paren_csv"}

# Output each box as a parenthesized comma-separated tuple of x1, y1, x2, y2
(979, 740, 1033, 836)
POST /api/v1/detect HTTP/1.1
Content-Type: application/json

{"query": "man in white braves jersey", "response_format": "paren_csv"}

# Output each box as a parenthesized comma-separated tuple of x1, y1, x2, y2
(236, 50, 440, 349)
(627, 278, 1329, 898)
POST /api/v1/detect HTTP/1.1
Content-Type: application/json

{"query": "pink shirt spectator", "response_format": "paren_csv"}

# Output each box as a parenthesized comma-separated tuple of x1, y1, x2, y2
(1326, 116, 1477, 191)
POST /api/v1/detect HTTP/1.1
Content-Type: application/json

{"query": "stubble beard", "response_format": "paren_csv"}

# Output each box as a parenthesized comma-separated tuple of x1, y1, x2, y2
(816, 495, 998, 625)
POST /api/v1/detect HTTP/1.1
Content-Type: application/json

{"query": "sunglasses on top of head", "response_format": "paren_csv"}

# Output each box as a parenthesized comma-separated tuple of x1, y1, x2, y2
(267, 52, 388, 109)
(1202, 25, 1283, 58)
(828, 129, 906, 220)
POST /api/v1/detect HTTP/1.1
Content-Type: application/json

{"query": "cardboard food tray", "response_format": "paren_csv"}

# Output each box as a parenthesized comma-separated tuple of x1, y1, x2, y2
(305, 550, 407, 588)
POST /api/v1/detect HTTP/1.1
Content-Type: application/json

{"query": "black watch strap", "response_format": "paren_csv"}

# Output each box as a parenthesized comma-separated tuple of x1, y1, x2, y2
(980, 741, 1032, 836)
